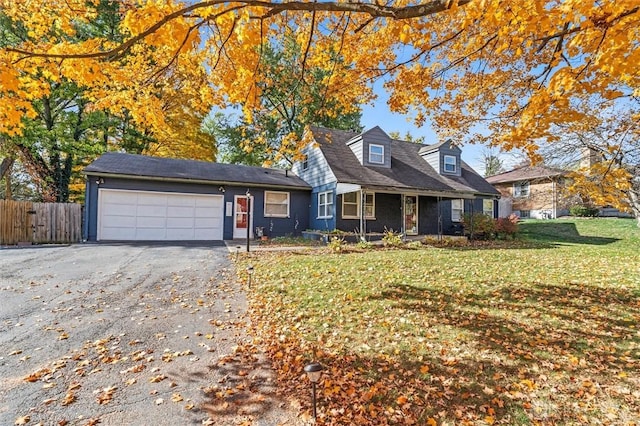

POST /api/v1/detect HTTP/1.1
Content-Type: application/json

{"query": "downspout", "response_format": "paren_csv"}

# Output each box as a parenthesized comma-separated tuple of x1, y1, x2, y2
(83, 177, 90, 242)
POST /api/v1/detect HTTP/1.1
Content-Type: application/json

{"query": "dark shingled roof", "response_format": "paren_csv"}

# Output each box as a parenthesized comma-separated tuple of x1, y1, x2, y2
(310, 126, 500, 196)
(485, 165, 567, 184)
(84, 152, 311, 189)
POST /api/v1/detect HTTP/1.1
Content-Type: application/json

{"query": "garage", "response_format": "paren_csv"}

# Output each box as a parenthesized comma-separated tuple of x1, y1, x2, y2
(84, 152, 311, 241)
(98, 189, 224, 241)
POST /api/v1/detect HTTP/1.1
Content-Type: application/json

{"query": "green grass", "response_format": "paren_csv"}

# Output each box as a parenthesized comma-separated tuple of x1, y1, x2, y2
(246, 218, 640, 425)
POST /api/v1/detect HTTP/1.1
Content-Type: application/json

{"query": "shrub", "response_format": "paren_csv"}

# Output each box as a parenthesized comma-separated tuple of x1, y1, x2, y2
(328, 236, 346, 253)
(570, 205, 600, 217)
(382, 228, 404, 247)
(462, 213, 496, 240)
(356, 240, 375, 250)
(406, 240, 423, 249)
(495, 213, 519, 239)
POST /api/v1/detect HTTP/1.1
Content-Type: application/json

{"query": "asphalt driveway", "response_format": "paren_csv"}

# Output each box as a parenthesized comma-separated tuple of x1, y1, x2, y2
(0, 243, 300, 425)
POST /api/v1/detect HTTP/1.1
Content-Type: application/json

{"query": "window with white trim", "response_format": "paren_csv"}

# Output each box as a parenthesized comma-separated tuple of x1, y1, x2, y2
(443, 155, 457, 173)
(342, 192, 375, 219)
(264, 191, 290, 217)
(368, 144, 384, 164)
(451, 199, 464, 222)
(513, 181, 530, 198)
(364, 193, 375, 218)
(483, 199, 494, 217)
(302, 158, 308, 171)
(318, 191, 333, 218)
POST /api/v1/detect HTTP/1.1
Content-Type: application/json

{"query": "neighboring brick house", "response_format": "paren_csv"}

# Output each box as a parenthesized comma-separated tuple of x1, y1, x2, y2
(486, 165, 572, 219)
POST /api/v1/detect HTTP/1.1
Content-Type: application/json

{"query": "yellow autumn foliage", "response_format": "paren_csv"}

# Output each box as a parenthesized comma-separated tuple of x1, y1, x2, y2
(0, 0, 637, 168)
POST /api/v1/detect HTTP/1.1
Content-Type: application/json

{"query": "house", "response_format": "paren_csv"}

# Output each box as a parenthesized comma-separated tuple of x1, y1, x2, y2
(486, 165, 571, 219)
(83, 126, 500, 242)
(290, 126, 500, 236)
(83, 153, 311, 241)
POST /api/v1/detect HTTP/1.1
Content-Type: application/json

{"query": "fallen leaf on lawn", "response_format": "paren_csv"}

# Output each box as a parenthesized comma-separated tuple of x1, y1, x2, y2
(57, 421, 68, 426)
(58, 333, 69, 340)
(125, 378, 136, 386)
(202, 419, 215, 426)
(205, 334, 214, 340)
(84, 418, 101, 426)
(15, 415, 30, 425)
(149, 375, 166, 383)
(171, 393, 183, 402)
(396, 395, 408, 405)
(155, 398, 164, 405)
(426, 418, 437, 426)
(42, 382, 56, 389)
(185, 403, 195, 410)
(10, 350, 23, 356)
(420, 365, 430, 374)
(43, 398, 57, 405)
(483, 386, 495, 395)
(68, 382, 81, 391)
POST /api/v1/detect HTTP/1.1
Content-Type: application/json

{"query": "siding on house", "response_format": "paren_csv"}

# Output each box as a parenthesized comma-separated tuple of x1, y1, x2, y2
(419, 141, 462, 177)
(309, 182, 337, 231)
(292, 142, 337, 189)
(419, 197, 442, 235)
(336, 192, 402, 234)
(346, 135, 364, 165)
(362, 127, 392, 168)
(230, 187, 310, 239)
(419, 149, 441, 175)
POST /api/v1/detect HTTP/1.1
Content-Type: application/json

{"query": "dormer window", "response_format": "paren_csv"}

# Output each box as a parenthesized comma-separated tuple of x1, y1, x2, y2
(443, 155, 457, 173)
(369, 144, 385, 164)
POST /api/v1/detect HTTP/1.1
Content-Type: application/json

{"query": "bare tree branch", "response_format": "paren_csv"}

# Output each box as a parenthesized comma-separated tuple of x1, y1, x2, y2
(6, 0, 473, 60)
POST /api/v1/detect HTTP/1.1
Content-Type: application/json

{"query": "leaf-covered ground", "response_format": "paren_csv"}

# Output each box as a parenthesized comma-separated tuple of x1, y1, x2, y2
(242, 219, 640, 425)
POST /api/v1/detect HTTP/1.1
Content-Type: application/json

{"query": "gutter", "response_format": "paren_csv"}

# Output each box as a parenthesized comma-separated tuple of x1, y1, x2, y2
(82, 171, 312, 191)
(354, 183, 488, 200)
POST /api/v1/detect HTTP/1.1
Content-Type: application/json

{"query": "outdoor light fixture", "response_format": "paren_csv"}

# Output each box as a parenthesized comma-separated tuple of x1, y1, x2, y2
(304, 362, 324, 420)
(247, 265, 254, 287)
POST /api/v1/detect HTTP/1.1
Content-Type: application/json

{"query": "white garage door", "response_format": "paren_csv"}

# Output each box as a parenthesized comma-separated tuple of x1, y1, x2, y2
(98, 189, 224, 241)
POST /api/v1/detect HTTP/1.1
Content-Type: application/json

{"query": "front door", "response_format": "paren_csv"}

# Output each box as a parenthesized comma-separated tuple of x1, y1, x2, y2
(404, 195, 418, 235)
(233, 195, 254, 239)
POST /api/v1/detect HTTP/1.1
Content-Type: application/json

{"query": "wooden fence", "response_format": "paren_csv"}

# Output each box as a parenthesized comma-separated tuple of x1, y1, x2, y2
(0, 200, 82, 245)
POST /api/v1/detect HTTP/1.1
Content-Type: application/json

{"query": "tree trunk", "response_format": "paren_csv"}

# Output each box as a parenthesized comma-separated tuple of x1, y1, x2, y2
(628, 183, 640, 228)
(1, 157, 15, 200)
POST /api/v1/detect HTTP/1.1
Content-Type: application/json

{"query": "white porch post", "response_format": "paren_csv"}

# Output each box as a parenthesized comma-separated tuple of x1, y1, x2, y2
(359, 189, 365, 240)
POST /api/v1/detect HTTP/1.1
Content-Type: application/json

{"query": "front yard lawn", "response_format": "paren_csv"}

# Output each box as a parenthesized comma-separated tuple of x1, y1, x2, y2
(242, 219, 640, 425)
